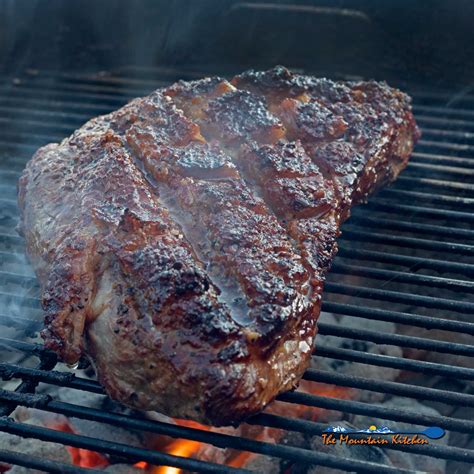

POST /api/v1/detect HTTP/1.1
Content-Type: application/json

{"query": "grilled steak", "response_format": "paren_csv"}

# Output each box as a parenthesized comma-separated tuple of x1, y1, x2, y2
(18, 67, 419, 426)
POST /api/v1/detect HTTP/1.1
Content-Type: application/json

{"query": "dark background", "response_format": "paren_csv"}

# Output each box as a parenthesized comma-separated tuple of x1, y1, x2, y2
(1, 0, 474, 86)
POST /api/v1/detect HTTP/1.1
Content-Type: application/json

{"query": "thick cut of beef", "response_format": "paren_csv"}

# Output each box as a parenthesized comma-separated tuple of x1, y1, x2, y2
(18, 67, 419, 425)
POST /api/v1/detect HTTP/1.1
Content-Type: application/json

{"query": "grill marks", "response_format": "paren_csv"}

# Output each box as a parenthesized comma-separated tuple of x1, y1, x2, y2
(85, 122, 237, 344)
(207, 68, 418, 288)
(200, 89, 286, 145)
(165, 75, 351, 297)
(236, 141, 340, 280)
(115, 92, 311, 338)
(171, 75, 343, 289)
(111, 99, 251, 328)
(233, 69, 420, 224)
(22, 120, 234, 364)
(278, 97, 348, 142)
(238, 141, 336, 221)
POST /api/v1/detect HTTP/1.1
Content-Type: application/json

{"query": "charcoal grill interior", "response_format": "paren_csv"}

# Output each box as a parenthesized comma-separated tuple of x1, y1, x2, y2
(1, 1, 474, 473)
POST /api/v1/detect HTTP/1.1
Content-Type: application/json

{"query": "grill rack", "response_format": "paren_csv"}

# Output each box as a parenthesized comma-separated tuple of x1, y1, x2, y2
(0, 67, 473, 473)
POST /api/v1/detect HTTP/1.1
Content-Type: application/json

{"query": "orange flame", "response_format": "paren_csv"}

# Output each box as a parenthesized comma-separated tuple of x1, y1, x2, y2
(146, 420, 211, 474)
(134, 383, 354, 473)
(153, 439, 203, 474)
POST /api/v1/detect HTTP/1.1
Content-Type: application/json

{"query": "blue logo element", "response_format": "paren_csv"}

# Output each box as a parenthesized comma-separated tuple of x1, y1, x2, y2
(324, 425, 445, 439)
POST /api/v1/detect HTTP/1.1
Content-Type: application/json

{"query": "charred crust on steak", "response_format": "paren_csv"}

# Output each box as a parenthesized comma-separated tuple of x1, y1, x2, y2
(202, 89, 285, 143)
(232, 66, 353, 103)
(278, 98, 348, 141)
(18, 66, 419, 425)
(174, 143, 239, 179)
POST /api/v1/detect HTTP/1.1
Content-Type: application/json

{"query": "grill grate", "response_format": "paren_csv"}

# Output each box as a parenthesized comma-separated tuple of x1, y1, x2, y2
(0, 67, 473, 473)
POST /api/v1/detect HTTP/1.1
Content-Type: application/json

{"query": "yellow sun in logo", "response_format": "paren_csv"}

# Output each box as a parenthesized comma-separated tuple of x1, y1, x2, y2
(369, 425, 377, 431)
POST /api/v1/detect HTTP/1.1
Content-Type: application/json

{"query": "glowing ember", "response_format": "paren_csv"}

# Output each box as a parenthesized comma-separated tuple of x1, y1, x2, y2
(49, 421, 109, 469)
(45, 382, 352, 473)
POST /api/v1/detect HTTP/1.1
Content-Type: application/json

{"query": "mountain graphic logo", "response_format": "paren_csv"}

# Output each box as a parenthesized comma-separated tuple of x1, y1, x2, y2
(323, 425, 445, 439)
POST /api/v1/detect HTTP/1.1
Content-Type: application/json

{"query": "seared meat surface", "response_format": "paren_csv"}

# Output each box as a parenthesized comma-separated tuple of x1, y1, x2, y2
(18, 67, 419, 425)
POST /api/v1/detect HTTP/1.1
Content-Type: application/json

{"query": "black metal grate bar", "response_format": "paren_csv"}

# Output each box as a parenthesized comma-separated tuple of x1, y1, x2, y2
(302, 369, 474, 407)
(314, 345, 474, 380)
(366, 200, 474, 222)
(318, 323, 474, 356)
(324, 282, 474, 314)
(348, 214, 474, 239)
(417, 139, 474, 152)
(321, 301, 474, 334)
(329, 263, 474, 293)
(337, 247, 474, 277)
(396, 175, 474, 194)
(413, 103, 474, 116)
(341, 228, 474, 254)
